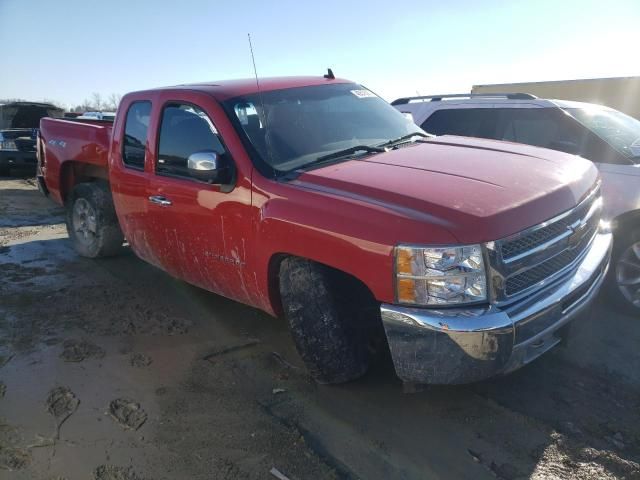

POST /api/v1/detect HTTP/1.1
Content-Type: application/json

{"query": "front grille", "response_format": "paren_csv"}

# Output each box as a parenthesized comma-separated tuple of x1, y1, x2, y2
(505, 224, 595, 295)
(501, 221, 568, 259)
(501, 192, 598, 261)
(493, 187, 601, 299)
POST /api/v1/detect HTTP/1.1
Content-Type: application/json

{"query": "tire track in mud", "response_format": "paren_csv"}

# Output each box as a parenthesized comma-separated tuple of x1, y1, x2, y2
(468, 357, 640, 479)
(258, 399, 355, 480)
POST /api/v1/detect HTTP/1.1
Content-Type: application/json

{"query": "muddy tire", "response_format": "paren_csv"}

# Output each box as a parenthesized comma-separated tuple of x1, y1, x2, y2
(279, 258, 372, 384)
(66, 182, 124, 258)
(605, 227, 640, 315)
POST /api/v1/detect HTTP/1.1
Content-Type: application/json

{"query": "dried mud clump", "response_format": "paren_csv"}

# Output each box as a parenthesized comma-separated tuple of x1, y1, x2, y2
(47, 386, 80, 420)
(46, 386, 80, 438)
(108, 398, 147, 431)
(60, 339, 105, 362)
(129, 353, 152, 367)
(93, 464, 144, 480)
(0, 446, 30, 471)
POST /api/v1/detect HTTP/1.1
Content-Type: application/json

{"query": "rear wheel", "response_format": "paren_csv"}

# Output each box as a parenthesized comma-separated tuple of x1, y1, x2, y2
(606, 228, 640, 315)
(279, 258, 375, 384)
(66, 182, 124, 258)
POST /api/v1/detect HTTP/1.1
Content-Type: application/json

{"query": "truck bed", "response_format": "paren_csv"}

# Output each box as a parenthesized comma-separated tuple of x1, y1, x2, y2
(39, 117, 113, 205)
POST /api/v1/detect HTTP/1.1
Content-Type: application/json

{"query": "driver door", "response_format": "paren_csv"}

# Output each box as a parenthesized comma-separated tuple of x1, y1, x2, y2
(143, 91, 251, 302)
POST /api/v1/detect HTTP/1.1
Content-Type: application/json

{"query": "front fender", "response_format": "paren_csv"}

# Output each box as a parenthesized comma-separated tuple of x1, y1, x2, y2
(251, 177, 458, 315)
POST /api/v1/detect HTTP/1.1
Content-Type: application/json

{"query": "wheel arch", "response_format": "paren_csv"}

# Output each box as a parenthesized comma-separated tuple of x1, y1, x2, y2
(59, 161, 109, 203)
(266, 252, 379, 318)
(611, 209, 640, 238)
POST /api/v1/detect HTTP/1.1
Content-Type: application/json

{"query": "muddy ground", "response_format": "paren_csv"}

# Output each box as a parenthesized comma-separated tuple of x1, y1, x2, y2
(0, 176, 639, 480)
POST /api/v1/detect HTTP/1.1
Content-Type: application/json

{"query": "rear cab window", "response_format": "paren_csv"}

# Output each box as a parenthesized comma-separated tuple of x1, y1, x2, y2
(156, 103, 226, 180)
(122, 101, 152, 170)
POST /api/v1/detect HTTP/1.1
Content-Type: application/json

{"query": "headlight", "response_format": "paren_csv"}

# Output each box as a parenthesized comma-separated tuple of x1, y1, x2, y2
(395, 244, 487, 306)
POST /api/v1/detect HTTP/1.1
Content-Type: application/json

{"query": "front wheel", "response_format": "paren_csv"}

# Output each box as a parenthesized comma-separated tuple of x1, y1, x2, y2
(606, 228, 640, 315)
(66, 182, 124, 258)
(279, 258, 374, 384)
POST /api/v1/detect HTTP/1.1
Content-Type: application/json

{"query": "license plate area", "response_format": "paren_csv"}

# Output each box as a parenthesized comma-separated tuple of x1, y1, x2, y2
(514, 304, 562, 344)
(522, 330, 561, 364)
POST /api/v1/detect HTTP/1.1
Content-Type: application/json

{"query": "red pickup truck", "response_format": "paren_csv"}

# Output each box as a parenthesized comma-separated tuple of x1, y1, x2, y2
(37, 76, 612, 385)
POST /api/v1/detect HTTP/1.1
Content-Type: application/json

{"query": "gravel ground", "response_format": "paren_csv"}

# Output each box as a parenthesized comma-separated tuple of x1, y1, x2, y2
(0, 176, 639, 480)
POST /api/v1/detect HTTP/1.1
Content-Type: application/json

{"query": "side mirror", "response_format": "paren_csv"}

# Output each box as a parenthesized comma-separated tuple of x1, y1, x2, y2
(187, 151, 224, 183)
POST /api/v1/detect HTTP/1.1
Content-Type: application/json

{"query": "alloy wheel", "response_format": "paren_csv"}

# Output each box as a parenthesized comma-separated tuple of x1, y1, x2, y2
(72, 198, 97, 246)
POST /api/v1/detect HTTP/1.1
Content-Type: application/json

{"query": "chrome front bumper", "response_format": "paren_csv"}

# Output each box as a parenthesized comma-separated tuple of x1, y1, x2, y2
(381, 232, 613, 385)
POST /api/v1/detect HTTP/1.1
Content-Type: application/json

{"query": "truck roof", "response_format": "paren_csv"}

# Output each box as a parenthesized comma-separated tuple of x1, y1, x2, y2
(130, 76, 353, 101)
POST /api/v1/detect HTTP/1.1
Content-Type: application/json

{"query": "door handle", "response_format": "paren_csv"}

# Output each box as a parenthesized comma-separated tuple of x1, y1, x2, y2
(148, 195, 172, 206)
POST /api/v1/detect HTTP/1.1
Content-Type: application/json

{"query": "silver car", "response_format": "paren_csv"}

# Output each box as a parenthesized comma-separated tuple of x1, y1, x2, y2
(394, 94, 640, 313)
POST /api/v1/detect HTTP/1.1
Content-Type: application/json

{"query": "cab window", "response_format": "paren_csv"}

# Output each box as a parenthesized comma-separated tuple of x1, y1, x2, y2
(122, 101, 152, 170)
(156, 103, 225, 179)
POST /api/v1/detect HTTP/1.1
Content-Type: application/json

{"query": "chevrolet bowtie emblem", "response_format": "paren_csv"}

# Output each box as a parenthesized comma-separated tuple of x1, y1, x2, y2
(567, 220, 588, 247)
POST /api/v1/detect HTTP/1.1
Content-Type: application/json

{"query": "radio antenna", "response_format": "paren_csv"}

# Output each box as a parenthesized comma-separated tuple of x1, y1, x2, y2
(248, 33, 261, 94)
(247, 33, 275, 175)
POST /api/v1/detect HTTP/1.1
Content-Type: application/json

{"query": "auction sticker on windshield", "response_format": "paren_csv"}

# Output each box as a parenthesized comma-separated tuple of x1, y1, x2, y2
(351, 89, 377, 98)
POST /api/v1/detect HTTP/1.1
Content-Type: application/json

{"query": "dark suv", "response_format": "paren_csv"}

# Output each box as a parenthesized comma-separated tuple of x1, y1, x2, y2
(0, 101, 63, 176)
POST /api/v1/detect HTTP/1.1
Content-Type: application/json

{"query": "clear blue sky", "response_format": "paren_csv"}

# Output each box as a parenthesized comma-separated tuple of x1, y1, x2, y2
(1, 0, 639, 108)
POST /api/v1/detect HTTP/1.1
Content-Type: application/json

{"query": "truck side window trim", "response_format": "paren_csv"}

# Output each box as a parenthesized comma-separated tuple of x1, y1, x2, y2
(221, 99, 276, 179)
(121, 101, 152, 171)
(155, 100, 233, 183)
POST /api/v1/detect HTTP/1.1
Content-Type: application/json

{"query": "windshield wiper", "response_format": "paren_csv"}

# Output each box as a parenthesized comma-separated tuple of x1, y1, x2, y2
(292, 136, 428, 175)
(312, 145, 386, 164)
(377, 132, 430, 149)
(279, 145, 386, 180)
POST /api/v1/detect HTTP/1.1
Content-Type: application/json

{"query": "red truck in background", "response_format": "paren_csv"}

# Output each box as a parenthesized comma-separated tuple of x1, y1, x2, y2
(37, 76, 612, 385)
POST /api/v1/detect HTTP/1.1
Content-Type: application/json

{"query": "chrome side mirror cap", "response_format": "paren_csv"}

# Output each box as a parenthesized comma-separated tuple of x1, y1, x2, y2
(187, 151, 221, 183)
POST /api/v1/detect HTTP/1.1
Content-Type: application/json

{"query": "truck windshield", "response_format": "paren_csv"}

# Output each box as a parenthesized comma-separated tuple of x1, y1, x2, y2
(224, 83, 424, 175)
(564, 106, 640, 161)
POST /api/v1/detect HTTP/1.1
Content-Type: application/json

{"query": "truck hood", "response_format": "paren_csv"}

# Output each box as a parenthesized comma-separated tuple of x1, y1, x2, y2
(291, 136, 599, 243)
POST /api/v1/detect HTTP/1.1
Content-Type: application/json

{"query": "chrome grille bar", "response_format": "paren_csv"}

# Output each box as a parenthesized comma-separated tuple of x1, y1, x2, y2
(488, 185, 602, 303)
(501, 186, 601, 263)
